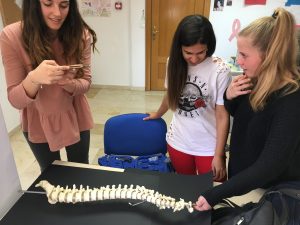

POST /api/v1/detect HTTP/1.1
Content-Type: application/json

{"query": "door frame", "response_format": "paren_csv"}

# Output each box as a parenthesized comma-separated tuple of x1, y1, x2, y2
(145, 0, 152, 91)
(0, 0, 22, 26)
(145, 0, 211, 91)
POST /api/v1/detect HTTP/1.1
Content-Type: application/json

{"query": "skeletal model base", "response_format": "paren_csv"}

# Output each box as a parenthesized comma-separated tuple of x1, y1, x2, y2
(0, 164, 212, 225)
(36, 180, 194, 213)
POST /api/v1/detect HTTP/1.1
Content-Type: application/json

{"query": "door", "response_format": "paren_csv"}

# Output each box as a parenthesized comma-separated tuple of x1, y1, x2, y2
(0, 0, 22, 26)
(146, 0, 211, 91)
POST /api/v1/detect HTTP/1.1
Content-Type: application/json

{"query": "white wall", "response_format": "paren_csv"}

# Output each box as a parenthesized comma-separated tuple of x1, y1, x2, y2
(0, 4, 22, 218)
(209, 0, 300, 61)
(130, 1, 146, 87)
(83, 2, 131, 86)
(82, 0, 146, 88)
(0, 15, 20, 133)
(0, 104, 21, 219)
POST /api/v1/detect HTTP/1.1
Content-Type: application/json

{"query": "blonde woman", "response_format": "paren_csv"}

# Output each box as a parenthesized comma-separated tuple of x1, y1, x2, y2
(195, 8, 300, 212)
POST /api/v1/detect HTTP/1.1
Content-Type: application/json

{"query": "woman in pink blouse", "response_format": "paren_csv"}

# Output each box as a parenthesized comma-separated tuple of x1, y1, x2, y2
(0, 0, 97, 171)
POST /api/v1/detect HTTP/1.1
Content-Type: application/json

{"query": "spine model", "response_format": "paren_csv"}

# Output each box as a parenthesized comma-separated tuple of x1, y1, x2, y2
(35, 180, 194, 213)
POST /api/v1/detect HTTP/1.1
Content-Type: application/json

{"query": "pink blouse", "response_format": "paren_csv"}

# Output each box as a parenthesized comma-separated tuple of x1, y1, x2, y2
(0, 22, 94, 151)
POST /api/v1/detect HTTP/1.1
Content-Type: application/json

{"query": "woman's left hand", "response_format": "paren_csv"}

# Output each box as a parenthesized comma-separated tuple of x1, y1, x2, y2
(226, 75, 252, 100)
(194, 196, 212, 211)
(57, 67, 77, 86)
(212, 155, 227, 182)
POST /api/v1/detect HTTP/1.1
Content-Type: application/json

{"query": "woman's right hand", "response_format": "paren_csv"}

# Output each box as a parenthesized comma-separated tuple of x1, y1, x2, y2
(29, 60, 69, 85)
(226, 74, 253, 100)
(194, 196, 212, 211)
(143, 112, 161, 120)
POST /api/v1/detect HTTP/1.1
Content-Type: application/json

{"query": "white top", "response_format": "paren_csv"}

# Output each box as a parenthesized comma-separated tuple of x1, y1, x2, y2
(166, 57, 231, 156)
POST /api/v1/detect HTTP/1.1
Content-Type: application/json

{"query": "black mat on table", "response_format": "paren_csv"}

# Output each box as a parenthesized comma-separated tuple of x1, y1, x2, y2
(0, 165, 212, 225)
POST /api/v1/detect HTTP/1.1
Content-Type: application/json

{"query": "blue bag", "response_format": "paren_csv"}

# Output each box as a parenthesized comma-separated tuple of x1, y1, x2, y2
(98, 153, 173, 172)
(135, 153, 173, 172)
(98, 155, 135, 169)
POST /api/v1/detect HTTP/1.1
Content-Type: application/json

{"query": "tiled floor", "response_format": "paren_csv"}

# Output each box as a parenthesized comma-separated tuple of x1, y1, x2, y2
(9, 88, 172, 190)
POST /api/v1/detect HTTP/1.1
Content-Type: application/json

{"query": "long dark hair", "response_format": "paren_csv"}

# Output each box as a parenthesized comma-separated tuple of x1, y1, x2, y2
(167, 15, 216, 110)
(21, 0, 97, 69)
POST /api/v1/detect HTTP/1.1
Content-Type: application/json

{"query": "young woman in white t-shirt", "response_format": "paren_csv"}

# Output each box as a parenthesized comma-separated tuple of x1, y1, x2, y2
(144, 15, 231, 182)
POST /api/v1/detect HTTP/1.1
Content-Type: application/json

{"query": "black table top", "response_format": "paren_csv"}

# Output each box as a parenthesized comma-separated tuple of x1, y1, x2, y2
(0, 164, 212, 225)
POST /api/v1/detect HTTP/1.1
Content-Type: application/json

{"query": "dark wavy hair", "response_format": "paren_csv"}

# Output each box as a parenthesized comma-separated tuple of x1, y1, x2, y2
(167, 15, 216, 110)
(21, 0, 97, 71)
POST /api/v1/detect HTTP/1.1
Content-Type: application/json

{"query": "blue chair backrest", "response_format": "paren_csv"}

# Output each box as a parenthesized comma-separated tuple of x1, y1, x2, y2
(104, 113, 167, 156)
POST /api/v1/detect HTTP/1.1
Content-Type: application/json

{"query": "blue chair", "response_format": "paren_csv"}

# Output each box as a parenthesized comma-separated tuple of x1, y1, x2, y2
(103, 113, 167, 156)
(99, 113, 172, 172)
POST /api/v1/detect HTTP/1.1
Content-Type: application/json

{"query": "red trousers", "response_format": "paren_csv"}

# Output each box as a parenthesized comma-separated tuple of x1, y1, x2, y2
(167, 144, 213, 175)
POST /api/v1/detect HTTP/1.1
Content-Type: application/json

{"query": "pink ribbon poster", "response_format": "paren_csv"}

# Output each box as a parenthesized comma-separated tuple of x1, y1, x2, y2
(228, 19, 241, 42)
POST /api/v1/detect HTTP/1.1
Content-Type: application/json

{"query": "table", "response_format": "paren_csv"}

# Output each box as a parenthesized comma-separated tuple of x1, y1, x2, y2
(0, 161, 212, 225)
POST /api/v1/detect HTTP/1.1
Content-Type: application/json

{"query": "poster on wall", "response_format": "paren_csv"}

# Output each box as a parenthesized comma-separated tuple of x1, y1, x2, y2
(227, 0, 233, 6)
(81, 0, 112, 17)
(213, 0, 224, 11)
(209, 0, 300, 61)
(245, 0, 267, 5)
(285, 0, 300, 6)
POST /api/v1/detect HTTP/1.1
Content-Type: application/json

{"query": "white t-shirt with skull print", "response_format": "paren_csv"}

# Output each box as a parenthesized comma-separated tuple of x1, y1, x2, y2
(166, 56, 231, 156)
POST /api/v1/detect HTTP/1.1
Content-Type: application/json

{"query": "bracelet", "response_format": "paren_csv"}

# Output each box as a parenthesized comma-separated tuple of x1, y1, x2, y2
(214, 154, 226, 158)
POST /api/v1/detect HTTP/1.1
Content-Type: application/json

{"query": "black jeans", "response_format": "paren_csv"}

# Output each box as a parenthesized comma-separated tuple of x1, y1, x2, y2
(23, 130, 90, 172)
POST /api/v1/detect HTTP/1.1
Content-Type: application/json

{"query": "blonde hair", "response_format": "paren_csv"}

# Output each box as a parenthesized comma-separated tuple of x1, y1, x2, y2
(239, 8, 300, 111)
